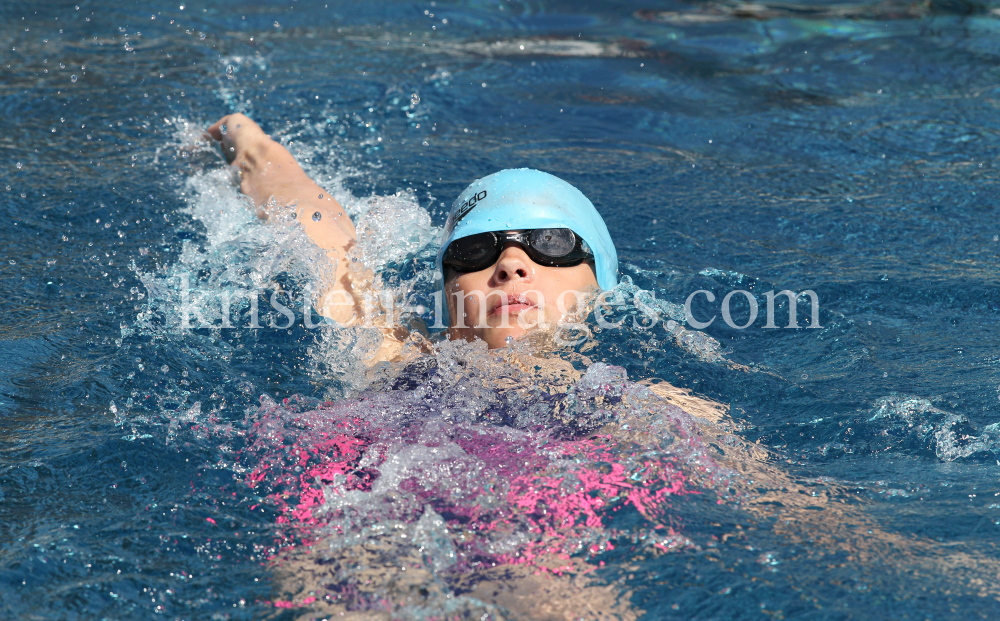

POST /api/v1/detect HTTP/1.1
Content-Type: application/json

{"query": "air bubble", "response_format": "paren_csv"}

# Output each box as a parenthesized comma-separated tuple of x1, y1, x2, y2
(16, 162, 22, 169)
(226, 65, 235, 80)
(124, 42, 134, 52)
(410, 93, 420, 106)
(71, 75, 78, 83)
(312, 212, 322, 221)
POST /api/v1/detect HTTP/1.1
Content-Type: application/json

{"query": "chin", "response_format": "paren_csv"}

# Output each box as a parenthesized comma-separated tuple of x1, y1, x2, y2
(483, 325, 533, 349)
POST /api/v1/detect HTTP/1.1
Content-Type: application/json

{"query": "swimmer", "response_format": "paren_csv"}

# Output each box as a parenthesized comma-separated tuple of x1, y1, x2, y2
(203, 115, 1000, 620)
(203, 114, 728, 618)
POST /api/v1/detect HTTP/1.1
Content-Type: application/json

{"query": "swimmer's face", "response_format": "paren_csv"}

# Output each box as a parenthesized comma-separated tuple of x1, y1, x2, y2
(445, 242, 599, 349)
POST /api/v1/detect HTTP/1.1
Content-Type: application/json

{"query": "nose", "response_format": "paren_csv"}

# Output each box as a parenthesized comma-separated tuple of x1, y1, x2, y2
(490, 243, 533, 286)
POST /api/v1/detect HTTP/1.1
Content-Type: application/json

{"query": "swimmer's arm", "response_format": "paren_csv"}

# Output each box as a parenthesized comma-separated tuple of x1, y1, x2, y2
(206, 114, 360, 325)
(642, 380, 729, 424)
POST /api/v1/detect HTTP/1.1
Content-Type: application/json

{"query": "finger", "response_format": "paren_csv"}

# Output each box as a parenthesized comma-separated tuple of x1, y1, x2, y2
(205, 115, 231, 141)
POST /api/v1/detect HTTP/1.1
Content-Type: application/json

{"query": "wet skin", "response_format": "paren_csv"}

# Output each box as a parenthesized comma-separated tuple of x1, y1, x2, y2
(445, 245, 599, 350)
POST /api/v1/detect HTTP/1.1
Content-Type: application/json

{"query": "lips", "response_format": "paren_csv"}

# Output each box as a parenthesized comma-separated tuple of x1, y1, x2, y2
(488, 292, 537, 317)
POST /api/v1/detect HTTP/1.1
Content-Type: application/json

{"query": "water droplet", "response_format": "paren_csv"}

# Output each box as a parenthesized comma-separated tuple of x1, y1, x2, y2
(226, 65, 235, 79)
(161, 365, 169, 373)
(505, 336, 514, 345)
(801, 374, 808, 380)
(124, 42, 133, 52)
(273, 21, 281, 28)
(410, 93, 420, 106)
(16, 162, 22, 169)
(71, 74, 78, 83)
(318, 193, 324, 199)
(312, 212, 322, 221)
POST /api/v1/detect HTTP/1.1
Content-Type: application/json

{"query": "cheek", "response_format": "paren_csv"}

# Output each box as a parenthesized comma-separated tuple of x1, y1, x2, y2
(445, 274, 486, 317)
(539, 266, 596, 313)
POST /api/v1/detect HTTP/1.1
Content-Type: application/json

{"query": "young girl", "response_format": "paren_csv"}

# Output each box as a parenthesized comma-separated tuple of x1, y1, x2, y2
(202, 114, 788, 621)
(204, 114, 1000, 621)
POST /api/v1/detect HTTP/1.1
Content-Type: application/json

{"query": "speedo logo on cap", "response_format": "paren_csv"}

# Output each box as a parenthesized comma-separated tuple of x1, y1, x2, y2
(454, 190, 487, 224)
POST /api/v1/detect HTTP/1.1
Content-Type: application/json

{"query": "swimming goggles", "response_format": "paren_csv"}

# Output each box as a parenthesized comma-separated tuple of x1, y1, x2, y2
(442, 228, 593, 273)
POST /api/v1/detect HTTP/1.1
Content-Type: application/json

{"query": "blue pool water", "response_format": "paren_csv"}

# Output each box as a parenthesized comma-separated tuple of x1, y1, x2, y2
(3, 0, 1000, 618)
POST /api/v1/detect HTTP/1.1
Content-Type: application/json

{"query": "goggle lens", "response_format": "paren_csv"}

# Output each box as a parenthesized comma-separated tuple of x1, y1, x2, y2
(528, 228, 576, 257)
(447, 232, 497, 266)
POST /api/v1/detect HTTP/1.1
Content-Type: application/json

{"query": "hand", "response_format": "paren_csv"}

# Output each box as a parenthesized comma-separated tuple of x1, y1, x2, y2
(205, 113, 269, 167)
(204, 113, 302, 217)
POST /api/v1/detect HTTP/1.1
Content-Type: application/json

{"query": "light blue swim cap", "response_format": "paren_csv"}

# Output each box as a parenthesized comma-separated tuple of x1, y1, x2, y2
(436, 168, 619, 290)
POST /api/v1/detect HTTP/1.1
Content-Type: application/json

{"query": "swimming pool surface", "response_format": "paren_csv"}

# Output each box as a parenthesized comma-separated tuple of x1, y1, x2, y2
(3, 0, 1000, 619)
